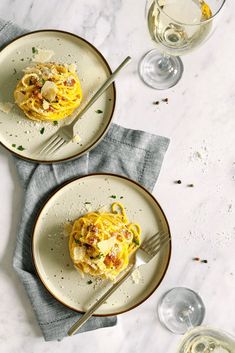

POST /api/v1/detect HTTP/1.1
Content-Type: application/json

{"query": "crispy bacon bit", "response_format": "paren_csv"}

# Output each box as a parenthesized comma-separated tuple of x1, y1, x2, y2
(37, 92, 43, 99)
(87, 225, 99, 234)
(87, 236, 98, 245)
(123, 231, 132, 240)
(29, 77, 37, 85)
(104, 254, 122, 268)
(48, 106, 54, 112)
(35, 81, 43, 88)
(116, 235, 123, 242)
(64, 78, 76, 86)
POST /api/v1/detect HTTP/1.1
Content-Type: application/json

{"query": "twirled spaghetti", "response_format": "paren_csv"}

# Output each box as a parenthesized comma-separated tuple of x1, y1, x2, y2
(69, 202, 141, 280)
(14, 62, 82, 121)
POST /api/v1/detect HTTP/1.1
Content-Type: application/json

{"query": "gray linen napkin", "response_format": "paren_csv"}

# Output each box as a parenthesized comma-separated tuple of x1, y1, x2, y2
(0, 19, 170, 341)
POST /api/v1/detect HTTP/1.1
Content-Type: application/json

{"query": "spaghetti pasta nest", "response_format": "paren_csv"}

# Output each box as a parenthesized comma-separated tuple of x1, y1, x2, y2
(14, 62, 82, 121)
(69, 202, 141, 280)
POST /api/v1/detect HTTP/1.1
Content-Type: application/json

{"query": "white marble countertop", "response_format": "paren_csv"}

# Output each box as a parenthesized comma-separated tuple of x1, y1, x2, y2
(0, 0, 235, 352)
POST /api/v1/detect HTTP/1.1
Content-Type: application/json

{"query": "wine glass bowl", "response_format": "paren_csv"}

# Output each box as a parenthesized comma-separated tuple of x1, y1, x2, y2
(139, 0, 226, 89)
(157, 287, 206, 335)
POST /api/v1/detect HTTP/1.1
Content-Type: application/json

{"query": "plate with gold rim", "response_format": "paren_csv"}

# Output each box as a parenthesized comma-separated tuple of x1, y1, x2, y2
(32, 173, 171, 316)
(0, 30, 115, 163)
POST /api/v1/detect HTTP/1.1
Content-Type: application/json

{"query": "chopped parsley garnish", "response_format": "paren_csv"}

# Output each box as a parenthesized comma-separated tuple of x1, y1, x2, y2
(133, 238, 140, 246)
(95, 109, 103, 114)
(85, 201, 91, 205)
(17, 145, 25, 151)
(53, 120, 58, 126)
(32, 47, 38, 54)
(120, 196, 124, 199)
(40, 127, 45, 135)
(110, 195, 117, 199)
(12, 144, 16, 148)
(13, 68, 17, 75)
(20, 58, 24, 61)
(87, 280, 93, 285)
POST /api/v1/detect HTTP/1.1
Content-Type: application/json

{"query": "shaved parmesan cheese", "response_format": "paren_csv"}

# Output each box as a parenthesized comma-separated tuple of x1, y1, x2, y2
(98, 205, 109, 213)
(42, 99, 50, 110)
(23, 66, 42, 75)
(131, 269, 141, 284)
(68, 63, 77, 73)
(63, 223, 72, 237)
(84, 203, 92, 212)
(0, 102, 13, 114)
(14, 92, 26, 105)
(72, 134, 81, 143)
(41, 81, 58, 102)
(64, 63, 77, 73)
(32, 48, 54, 63)
(73, 247, 85, 261)
(97, 237, 116, 254)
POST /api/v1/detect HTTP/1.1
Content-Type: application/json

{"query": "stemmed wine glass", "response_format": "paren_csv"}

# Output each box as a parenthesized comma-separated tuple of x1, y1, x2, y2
(139, 0, 226, 89)
(157, 287, 235, 352)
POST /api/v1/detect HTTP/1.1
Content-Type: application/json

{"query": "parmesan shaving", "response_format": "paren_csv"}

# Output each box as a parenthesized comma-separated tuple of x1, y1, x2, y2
(131, 269, 141, 284)
(41, 81, 58, 102)
(73, 247, 85, 261)
(32, 48, 55, 63)
(0, 102, 14, 114)
(97, 237, 116, 254)
(14, 92, 27, 104)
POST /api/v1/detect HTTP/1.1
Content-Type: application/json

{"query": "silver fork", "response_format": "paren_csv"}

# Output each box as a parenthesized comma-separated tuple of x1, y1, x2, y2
(67, 230, 170, 336)
(39, 56, 131, 156)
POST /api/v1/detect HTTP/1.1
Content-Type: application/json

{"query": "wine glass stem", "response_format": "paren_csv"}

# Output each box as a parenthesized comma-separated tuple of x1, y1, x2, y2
(158, 53, 173, 71)
(185, 312, 194, 330)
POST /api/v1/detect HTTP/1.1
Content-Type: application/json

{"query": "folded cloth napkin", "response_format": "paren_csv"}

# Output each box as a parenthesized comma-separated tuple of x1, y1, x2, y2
(0, 19, 170, 341)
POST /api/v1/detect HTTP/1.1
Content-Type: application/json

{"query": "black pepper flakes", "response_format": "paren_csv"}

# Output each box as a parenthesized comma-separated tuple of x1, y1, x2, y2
(201, 259, 208, 264)
(162, 98, 169, 103)
(153, 101, 160, 105)
(187, 184, 194, 188)
(175, 180, 182, 184)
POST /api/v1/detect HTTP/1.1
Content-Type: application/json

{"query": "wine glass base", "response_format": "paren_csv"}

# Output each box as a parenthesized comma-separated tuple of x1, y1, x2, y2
(158, 287, 206, 335)
(139, 49, 184, 90)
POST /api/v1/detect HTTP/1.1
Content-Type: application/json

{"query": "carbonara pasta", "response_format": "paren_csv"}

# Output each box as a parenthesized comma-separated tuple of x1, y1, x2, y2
(69, 202, 141, 280)
(14, 62, 82, 121)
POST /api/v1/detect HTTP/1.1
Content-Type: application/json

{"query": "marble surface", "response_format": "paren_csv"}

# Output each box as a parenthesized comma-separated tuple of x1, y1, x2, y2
(0, 0, 235, 352)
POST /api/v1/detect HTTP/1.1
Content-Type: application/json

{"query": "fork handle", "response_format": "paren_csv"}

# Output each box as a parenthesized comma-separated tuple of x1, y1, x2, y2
(69, 56, 132, 128)
(67, 265, 136, 336)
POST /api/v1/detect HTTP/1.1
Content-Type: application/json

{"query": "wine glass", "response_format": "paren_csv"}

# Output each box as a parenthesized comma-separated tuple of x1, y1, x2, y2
(139, 0, 226, 89)
(176, 326, 235, 353)
(158, 287, 206, 335)
(157, 288, 235, 352)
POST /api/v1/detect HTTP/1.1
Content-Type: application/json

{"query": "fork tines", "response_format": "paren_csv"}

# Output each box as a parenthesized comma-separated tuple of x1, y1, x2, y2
(141, 231, 170, 257)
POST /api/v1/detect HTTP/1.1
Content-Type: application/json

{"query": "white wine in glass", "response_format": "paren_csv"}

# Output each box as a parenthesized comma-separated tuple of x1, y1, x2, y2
(139, 0, 226, 89)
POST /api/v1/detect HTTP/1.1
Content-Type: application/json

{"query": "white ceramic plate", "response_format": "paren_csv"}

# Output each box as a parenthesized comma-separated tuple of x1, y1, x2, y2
(0, 30, 115, 163)
(32, 173, 171, 316)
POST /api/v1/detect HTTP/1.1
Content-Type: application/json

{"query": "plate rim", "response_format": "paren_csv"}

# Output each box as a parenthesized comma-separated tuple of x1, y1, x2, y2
(0, 29, 116, 164)
(32, 172, 172, 316)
